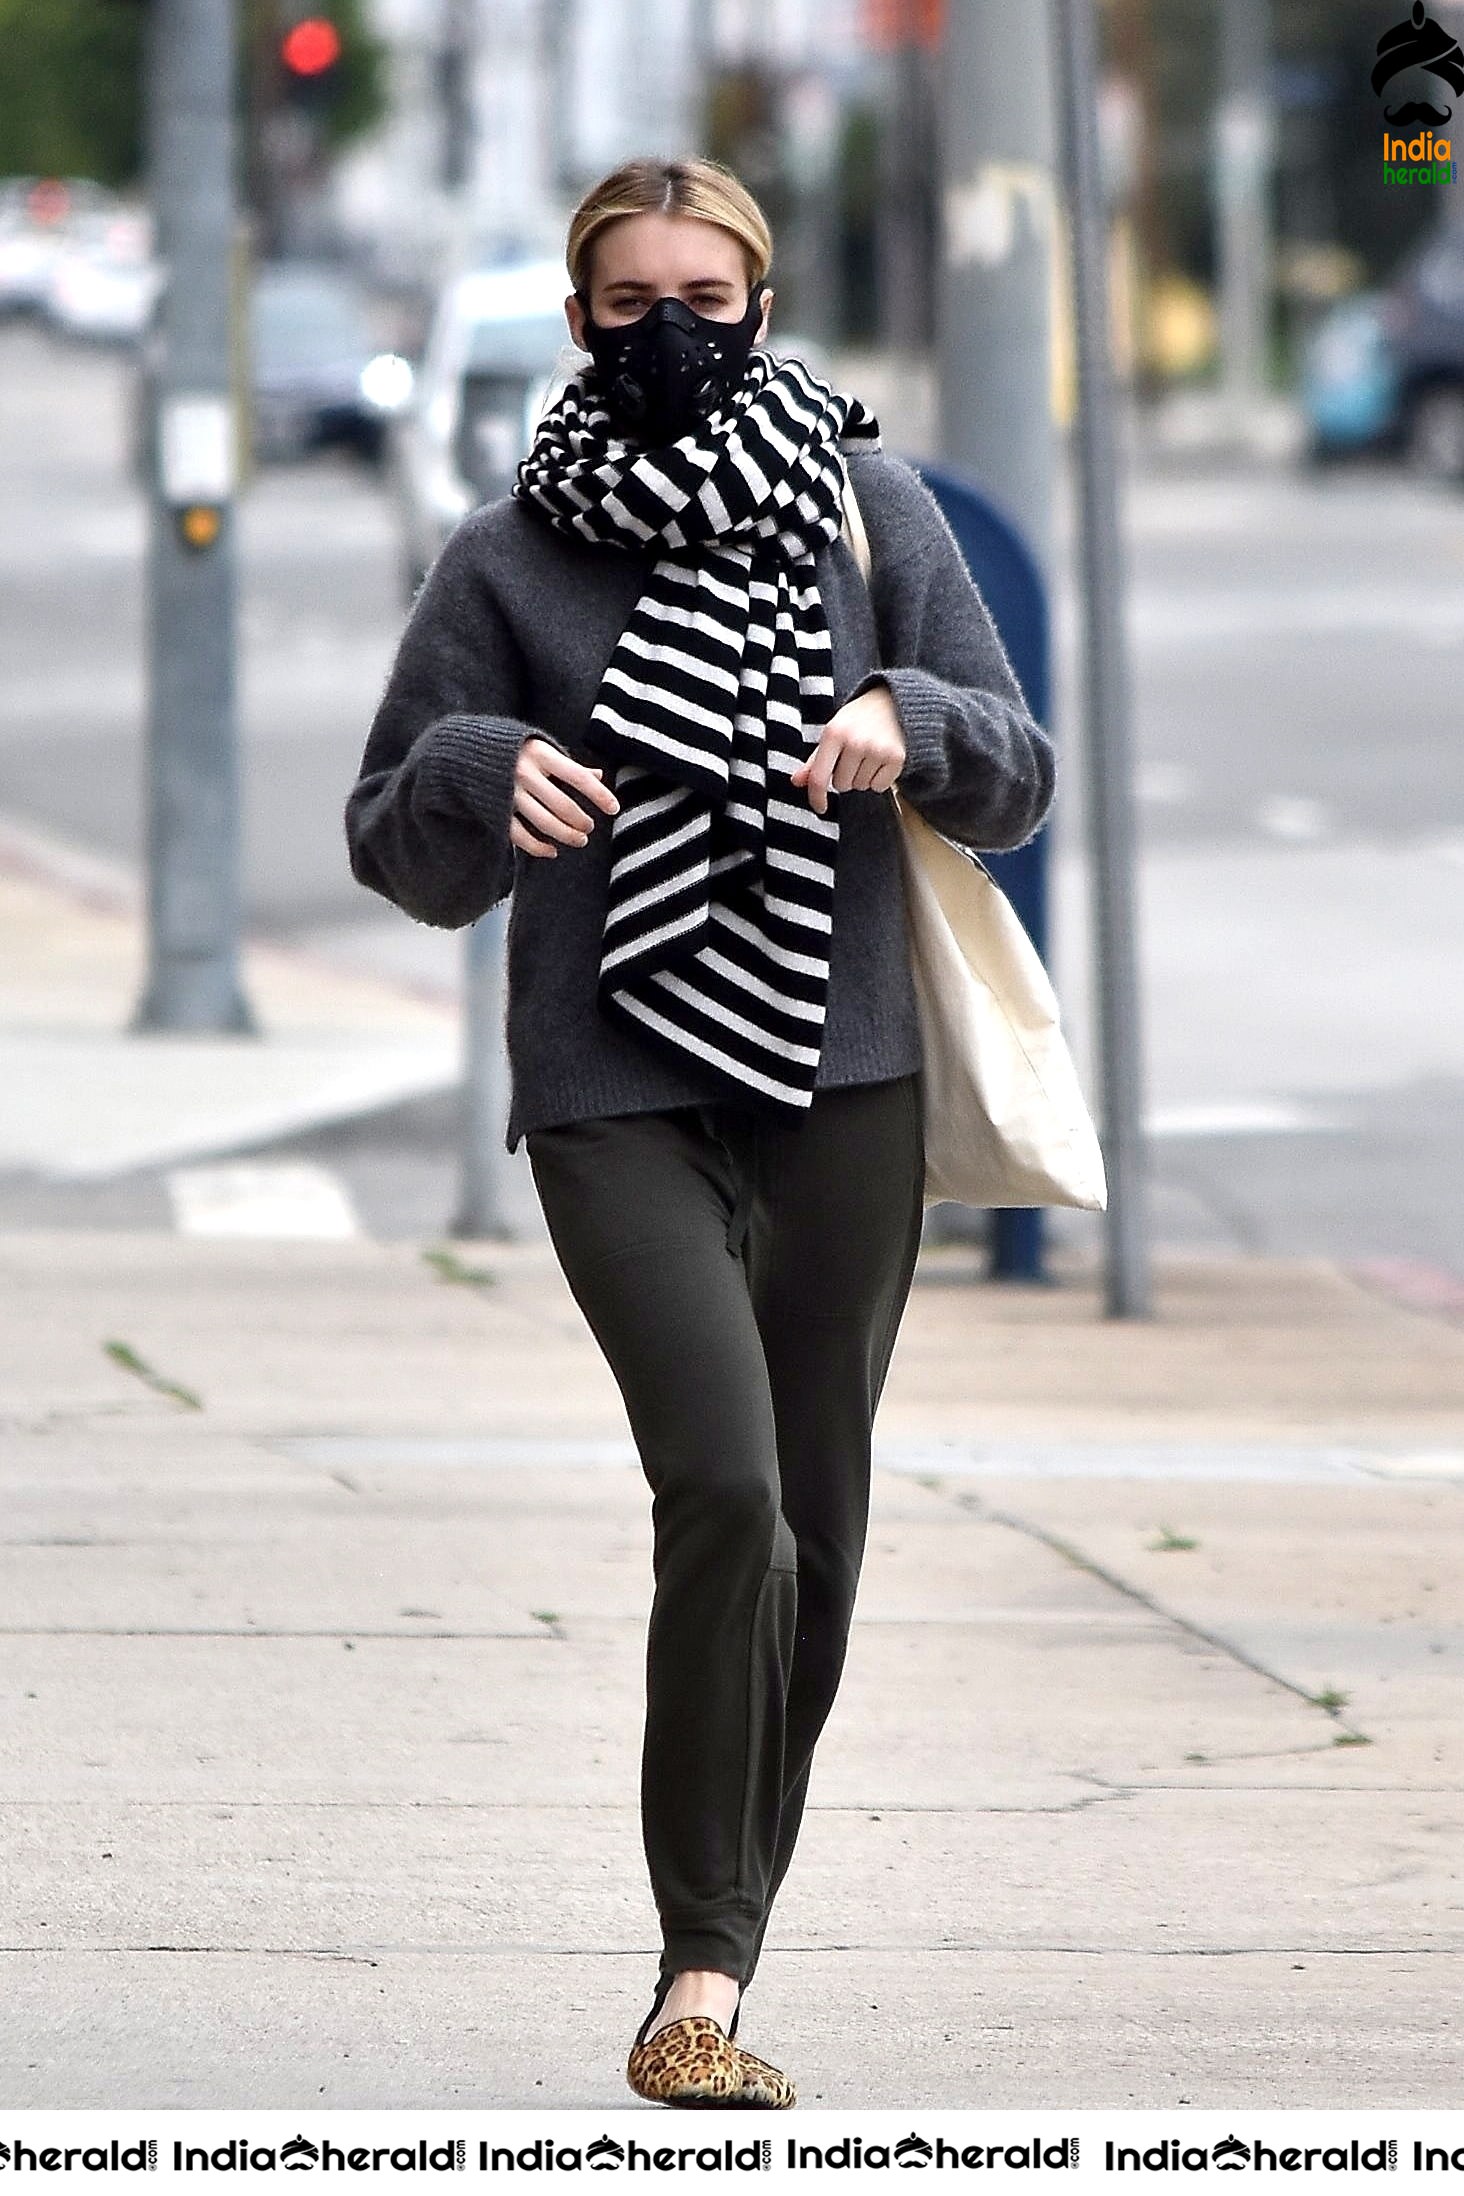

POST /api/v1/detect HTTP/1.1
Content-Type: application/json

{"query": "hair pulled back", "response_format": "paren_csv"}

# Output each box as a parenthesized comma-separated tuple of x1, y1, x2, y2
(566, 156, 774, 296)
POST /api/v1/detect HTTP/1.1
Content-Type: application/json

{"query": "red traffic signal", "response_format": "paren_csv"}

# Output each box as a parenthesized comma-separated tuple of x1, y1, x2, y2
(280, 17, 341, 75)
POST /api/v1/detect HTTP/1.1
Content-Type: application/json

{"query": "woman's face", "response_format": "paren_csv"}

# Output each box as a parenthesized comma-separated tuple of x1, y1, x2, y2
(565, 211, 772, 344)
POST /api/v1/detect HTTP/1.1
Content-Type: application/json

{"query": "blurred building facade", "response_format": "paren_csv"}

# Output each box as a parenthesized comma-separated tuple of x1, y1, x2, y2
(326, 0, 889, 318)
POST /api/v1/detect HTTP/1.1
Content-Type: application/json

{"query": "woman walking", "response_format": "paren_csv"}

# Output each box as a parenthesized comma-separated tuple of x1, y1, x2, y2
(345, 156, 1053, 2108)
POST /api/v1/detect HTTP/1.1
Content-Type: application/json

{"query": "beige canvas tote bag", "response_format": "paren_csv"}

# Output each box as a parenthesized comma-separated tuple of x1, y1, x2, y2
(840, 466, 1107, 1213)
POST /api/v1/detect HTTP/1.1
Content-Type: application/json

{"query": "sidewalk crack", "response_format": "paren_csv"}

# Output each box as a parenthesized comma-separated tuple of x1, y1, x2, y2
(956, 1493, 1374, 1747)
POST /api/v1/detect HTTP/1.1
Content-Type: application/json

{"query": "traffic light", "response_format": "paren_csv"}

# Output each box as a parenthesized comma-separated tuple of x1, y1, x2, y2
(279, 13, 344, 114)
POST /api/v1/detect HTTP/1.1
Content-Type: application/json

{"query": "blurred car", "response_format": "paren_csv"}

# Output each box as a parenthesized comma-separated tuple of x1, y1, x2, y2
(389, 254, 834, 602)
(389, 256, 574, 599)
(1302, 229, 1464, 481)
(1301, 294, 1400, 463)
(249, 261, 411, 465)
(44, 207, 161, 344)
(0, 176, 116, 316)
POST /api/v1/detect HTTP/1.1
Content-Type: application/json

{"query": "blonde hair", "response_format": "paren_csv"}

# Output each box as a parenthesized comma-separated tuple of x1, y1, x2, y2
(566, 157, 774, 298)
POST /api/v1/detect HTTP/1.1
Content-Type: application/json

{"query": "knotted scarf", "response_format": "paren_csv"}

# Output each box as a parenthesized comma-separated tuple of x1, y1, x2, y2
(512, 346, 881, 1114)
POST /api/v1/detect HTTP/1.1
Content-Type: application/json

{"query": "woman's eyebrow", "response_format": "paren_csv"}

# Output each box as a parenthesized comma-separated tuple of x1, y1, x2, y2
(603, 276, 733, 295)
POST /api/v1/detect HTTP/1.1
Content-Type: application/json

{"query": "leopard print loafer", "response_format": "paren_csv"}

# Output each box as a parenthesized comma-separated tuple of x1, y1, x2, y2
(732, 2042, 797, 2109)
(626, 2015, 745, 2107)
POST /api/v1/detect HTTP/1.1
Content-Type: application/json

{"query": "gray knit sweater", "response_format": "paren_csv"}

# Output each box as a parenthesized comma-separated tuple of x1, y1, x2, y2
(344, 447, 1055, 1152)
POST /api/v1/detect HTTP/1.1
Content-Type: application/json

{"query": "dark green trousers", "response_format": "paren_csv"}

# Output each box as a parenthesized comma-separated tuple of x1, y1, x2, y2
(526, 1070, 924, 1990)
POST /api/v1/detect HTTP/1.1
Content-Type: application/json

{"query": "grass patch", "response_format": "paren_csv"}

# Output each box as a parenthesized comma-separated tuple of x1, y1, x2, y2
(1308, 1685, 1350, 1714)
(1147, 1524, 1199, 1553)
(422, 1246, 497, 1289)
(102, 1339, 202, 1411)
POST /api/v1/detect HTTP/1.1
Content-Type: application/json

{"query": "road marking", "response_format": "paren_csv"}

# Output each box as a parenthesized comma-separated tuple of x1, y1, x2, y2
(1135, 762, 1195, 807)
(1146, 1102, 1339, 1138)
(166, 1161, 361, 1240)
(1130, 586, 1464, 648)
(1256, 795, 1330, 843)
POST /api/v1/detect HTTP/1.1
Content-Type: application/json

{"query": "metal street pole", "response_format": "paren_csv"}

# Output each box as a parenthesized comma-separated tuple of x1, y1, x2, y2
(448, 0, 506, 1243)
(131, 0, 254, 1035)
(936, 0, 1056, 1278)
(938, 0, 1057, 575)
(1052, 0, 1152, 1319)
(1216, 0, 1275, 433)
(438, 0, 475, 195)
(879, 9, 936, 359)
(452, 904, 514, 1240)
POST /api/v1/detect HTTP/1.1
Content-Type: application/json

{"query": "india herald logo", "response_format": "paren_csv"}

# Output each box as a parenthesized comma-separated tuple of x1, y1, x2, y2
(1373, 1, 1464, 126)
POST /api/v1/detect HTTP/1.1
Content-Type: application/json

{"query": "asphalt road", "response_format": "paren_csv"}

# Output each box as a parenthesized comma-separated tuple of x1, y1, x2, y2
(2, 318, 1462, 1272)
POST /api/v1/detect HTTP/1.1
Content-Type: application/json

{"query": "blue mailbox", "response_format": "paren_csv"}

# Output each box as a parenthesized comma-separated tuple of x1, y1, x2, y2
(915, 463, 1053, 1284)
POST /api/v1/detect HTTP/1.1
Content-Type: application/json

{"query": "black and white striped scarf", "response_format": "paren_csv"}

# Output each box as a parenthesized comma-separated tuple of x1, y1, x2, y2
(513, 347, 881, 1115)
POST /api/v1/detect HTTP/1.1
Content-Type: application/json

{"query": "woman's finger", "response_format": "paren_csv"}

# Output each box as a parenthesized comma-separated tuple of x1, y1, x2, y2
(517, 771, 599, 834)
(799, 738, 840, 814)
(830, 745, 868, 793)
(515, 786, 592, 845)
(509, 816, 557, 857)
(527, 741, 621, 815)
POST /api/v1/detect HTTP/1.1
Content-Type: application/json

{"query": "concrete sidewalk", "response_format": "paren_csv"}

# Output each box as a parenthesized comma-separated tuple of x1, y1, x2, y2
(3, 808, 1463, 2111)
(0, 813, 461, 1185)
(3, 1222, 1462, 2112)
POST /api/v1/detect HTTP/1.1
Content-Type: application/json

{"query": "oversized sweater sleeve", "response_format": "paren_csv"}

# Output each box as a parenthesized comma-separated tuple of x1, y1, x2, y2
(344, 518, 565, 929)
(847, 460, 1056, 853)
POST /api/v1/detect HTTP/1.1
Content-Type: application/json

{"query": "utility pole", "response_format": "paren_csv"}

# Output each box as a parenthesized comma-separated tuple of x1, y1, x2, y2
(1053, 0, 1152, 1319)
(438, 0, 475, 196)
(1216, 0, 1275, 431)
(132, 0, 255, 1035)
(781, 68, 842, 343)
(937, 0, 1056, 574)
(1109, 0, 1165, 392)
(935, 1, 1056, 1278)
(452, 906, 513, 1241)
(879, 3, 937, 358)
(448, 0, 505, 1242)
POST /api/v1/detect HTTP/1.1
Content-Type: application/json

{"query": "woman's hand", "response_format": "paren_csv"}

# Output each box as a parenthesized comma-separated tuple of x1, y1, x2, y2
(511, 736, 620, 857)
(789, 683, 906, 816)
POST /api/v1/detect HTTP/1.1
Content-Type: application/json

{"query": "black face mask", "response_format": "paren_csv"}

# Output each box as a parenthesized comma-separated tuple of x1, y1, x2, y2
(576, 284, 766, 445)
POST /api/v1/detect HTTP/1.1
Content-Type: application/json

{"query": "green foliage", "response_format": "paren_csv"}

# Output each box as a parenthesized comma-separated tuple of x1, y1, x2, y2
(0, 0, 386, 194)
(0, 0, 146, 186)
(1131, 0, 1442, 290)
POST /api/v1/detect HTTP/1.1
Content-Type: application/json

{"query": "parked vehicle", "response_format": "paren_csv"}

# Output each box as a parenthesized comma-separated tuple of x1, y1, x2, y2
(250, 261, 410, 465)
(389, 257, 572, 600)
(0, 176, 117, 317)
(390, 254, 835, 601)
(1302, 228, 1464, 481)
(44, 207, 161, 344)
(1301, 294, 1400, 462)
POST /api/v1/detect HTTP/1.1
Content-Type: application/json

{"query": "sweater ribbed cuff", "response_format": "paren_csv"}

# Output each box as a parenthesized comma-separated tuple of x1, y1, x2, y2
(847, 666, 951, 800)
(415, 713, 532, 833)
